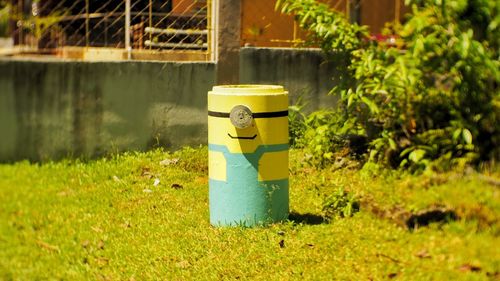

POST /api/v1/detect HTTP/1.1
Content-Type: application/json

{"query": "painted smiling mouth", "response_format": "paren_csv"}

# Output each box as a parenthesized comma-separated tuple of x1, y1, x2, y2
(227, 133, 257, 140)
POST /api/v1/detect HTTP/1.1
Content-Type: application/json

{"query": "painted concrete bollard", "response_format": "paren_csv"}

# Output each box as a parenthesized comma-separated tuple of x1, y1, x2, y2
(208, 85, 289, 226)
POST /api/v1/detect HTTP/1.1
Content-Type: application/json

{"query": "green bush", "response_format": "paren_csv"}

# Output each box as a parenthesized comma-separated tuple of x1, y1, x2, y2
(279, 0, 499, 171)
(0, 2, 9, 37)
(288, 104, 307, 147)
(322, 187, 360, 220)
(294, 110, 364, 167)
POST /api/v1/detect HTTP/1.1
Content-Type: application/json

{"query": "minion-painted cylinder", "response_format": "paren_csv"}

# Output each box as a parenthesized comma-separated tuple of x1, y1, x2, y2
(208, 85, 289, 226)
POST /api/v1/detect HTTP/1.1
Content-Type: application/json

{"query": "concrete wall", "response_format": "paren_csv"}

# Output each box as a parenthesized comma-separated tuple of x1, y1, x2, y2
(0, 47, 342, 161)
(0, 59, 215, 161)
(240, 47, 341, 112)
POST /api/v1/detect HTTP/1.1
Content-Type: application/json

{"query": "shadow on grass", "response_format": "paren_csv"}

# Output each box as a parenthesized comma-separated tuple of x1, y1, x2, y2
(288, 212, 326, 225)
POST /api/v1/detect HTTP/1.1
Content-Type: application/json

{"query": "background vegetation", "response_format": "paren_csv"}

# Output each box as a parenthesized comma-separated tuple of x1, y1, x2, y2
(0, 1, 9, 37)
(278, 0, 499, 171)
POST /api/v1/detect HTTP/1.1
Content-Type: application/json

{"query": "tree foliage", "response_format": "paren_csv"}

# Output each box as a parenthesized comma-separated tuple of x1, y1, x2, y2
(278, 0, 499, 170)
(0, 1, 9, 37)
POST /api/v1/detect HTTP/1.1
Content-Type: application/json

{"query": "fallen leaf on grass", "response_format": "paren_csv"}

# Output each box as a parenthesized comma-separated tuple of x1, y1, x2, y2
(376, 253, 401, 264)
(37, 240, 60, 253)
(175, 260, 190, 269)
(140, 167, 153, 179)
(194, 176, 208, 184)
(486, 271, 499, 278)
(121, 221, 132, 229)
(171, 183, 183, 189)
(388, 273, 398, 279)
(96, 257, 109, 267)
(91, 226, 103, 233)
(279, 239, 285, 248)
(57, 190, 73, 197)
(81, 240, 90, 249)
(415, 249, 431, 259)
(459, 263, 481, 272)
(160, 158, 179, 166)
(153, 178, 160, 186)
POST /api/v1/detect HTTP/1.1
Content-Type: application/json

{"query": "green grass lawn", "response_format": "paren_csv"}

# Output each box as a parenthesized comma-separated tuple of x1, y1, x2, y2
(0, 147, 498, 280)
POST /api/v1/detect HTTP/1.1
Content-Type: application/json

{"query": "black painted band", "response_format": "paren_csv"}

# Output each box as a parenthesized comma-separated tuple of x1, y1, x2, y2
(208, 110, 288, 118)
(207, 111, 230, 118)
(253, 111, 289, 118)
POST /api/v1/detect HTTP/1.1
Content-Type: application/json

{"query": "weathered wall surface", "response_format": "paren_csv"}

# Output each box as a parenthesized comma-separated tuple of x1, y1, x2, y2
(0, 59, 215, 161)
(240, 47, 341, 112)
(0, 47, 341, 161)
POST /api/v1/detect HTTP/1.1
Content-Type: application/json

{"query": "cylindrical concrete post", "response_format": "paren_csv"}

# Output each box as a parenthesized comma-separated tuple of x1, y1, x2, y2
(208, 85, 289, 227)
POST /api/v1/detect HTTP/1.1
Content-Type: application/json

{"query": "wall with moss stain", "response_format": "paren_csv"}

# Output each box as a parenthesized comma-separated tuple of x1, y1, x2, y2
(0, 59, 215, 161)
(0, 48, 342, 161)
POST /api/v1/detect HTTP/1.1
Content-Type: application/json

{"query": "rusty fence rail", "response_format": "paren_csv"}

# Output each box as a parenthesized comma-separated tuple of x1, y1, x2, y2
(8, 0, 214, 61)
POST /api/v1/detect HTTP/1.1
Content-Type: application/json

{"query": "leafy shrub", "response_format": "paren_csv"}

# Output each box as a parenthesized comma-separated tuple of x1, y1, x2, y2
(0, 2, 9, 37)
(322, 188, 360, 220)
(296, 110, 364, 166)
(288, 104, 307, 147)
(278, 0, 499, 171)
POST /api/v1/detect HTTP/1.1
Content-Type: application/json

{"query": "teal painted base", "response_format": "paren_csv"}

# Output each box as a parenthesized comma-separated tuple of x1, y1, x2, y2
(209, 179, 288, 226)
(209, 144, 289, 227)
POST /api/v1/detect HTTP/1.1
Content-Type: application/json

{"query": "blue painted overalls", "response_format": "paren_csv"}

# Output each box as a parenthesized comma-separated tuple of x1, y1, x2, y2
(209, 143, 289, 226)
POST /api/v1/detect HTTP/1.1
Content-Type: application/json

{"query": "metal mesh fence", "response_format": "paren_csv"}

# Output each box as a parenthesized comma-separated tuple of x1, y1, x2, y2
(241, 0, 404, 48)
(12, 0, 212, 60)
(7, 0, 404, 59)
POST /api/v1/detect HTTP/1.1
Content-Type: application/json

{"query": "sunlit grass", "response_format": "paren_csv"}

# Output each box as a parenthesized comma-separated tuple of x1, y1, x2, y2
(0, 147, 498, 280)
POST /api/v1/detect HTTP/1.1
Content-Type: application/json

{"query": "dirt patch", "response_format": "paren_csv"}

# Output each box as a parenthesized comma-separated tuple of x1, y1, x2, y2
(406, 208, 458, 229)
(361, 200, 459, 230)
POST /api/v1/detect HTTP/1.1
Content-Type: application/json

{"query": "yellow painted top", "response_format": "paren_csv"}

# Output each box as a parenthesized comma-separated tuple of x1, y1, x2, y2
(208, 84, 288, 153)
(211, 85, 284, 95)
(208, 85, 288, 113)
